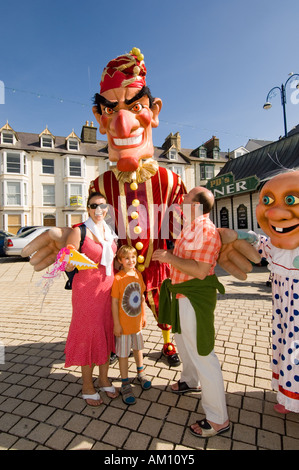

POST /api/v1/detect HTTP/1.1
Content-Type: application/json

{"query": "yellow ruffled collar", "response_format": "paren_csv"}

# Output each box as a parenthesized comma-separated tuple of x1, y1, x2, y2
(111, 158, 159, 184)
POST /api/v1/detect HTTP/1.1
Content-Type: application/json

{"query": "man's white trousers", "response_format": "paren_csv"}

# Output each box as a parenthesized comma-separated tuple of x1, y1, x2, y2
(175, 296, 228, 425)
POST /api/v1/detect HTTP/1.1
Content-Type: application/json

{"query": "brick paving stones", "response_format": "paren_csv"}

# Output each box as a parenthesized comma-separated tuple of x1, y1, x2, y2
(0, 257, 299, 450)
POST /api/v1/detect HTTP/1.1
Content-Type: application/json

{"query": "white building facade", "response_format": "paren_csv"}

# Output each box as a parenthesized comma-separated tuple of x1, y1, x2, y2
(0, 122, 229, 234)
(0, 121, 110, 233)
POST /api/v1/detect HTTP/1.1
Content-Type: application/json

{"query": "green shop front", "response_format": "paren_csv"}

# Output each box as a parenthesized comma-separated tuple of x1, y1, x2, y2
(206, 131, 299, 234)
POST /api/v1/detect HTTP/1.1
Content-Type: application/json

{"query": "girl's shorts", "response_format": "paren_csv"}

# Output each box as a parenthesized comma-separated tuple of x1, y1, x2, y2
(115, 331, 144, 358)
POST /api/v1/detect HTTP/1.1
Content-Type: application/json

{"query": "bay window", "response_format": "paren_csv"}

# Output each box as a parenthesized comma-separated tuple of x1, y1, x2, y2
(65, 183, 85, 206)
(1, 151, 27, 175)
(7, 181, 21, 205)
(3, 181, 28, 206)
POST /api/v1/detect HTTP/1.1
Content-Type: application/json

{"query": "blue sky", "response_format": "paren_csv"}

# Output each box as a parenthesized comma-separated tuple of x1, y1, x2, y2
(1, 0, 299, 153)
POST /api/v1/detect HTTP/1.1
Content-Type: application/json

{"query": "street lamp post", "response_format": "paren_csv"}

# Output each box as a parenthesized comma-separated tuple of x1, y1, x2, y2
(263, 73, 299, 137)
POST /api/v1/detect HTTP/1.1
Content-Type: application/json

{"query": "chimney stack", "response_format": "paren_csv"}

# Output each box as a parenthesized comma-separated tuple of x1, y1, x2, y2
(81, 121, 97, 143)
(162, 132, 181, 151)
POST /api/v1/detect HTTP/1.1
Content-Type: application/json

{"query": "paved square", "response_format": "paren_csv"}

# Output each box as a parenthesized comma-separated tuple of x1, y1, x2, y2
(0, 257, 299, 450)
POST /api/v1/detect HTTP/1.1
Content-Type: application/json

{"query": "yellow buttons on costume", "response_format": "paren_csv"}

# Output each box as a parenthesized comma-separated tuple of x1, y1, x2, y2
(135, 243, 145, 271)
(130, 182, 138, 191)
(131, 211, 139, 219)
(133, 225, 142, 235)
(132, 199, 140, 207)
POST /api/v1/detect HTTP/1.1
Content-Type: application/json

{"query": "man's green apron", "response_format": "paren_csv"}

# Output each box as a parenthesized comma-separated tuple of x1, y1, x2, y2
(159, 275, 225, 356)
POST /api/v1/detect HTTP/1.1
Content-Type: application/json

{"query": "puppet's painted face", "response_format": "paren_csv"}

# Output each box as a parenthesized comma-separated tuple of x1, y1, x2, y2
(256, 171, 299, 249)
(92, 87, 161, 172)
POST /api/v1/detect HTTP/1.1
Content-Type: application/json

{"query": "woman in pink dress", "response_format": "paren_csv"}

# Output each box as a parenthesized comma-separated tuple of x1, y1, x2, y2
(64, 192, 118, 407)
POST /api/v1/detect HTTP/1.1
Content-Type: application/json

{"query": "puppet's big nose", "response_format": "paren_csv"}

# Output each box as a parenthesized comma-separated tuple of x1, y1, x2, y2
(266, 206, 293, 220)
(114, 110, 132, 138)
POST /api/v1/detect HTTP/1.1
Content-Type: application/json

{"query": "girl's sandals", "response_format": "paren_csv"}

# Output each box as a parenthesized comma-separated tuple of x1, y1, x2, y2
(120, 383, 136, 405)
(137, 371, 152, 390)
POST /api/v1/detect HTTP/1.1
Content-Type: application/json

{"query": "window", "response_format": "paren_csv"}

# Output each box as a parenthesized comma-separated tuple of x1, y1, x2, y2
(7, 153, 21, 173)
(170, 166, 184, 180)
(235, 150, 246, 158)
(200, 164, 214, 180)
(39, 128, 55, 148)
(3, 181, 28, 206)
(67, 138, 79, 151)
(65, 183, 84, 206)
(169, 149, 177, 160)
(70, 183, 83, 198)
(64, 156, 85, 178)
(41, 136, 53, 148)
(7, 181, 21, 205)
(199, 147, 207, 158)
(213, 148, 219, 159)
(69, 158, 81, 176)
(42, 158, 54, 174)
(206, 166, 214, 179)
(3, 151, 27, 174)
(24, 182, 28, 206)
(1, 132, 14, 144)
(43, 185, 55, 206)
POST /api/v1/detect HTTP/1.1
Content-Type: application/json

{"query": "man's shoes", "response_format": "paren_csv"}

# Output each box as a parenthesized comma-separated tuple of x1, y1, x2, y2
(171, 380, 201, 394)
(110, 352, 118, 365)
(162, 343, 181, 367)
(189, 418, 230, 438)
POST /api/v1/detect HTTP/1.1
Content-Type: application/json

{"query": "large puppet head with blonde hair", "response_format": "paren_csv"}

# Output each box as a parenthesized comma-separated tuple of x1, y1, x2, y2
(92, 47, 162, 173)
(256, 170, 299, 250)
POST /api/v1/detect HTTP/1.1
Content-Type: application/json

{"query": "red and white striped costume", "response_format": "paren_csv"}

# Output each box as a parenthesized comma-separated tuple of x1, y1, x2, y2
(89, 162, 186, 330)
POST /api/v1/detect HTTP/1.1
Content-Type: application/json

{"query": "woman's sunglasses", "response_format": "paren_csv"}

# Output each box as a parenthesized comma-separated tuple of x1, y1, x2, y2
(88, 203, 108, 210)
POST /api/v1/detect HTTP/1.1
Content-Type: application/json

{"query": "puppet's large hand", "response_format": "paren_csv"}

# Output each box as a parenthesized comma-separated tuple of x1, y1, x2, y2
(21, 227, 72, 271)
(217, 228, 261, 280)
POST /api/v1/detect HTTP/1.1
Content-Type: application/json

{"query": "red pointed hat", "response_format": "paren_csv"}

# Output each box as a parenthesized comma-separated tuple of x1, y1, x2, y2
(100, 47, 147, 94)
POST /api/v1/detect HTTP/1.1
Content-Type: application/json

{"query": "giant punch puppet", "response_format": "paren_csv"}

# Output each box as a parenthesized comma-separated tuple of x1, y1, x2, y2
(89, 47, 185, 365)
(22, 47, 260, 366)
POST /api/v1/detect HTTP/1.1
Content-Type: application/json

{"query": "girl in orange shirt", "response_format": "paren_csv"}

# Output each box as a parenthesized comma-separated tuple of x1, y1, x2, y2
(111, 245, 151, 405)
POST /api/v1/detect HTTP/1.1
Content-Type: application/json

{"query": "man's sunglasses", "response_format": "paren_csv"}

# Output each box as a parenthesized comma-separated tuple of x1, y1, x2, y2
(88, 203, 108, 210)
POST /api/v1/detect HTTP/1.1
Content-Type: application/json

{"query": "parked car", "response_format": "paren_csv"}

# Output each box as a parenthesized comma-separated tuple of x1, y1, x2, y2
(17, 226, 38, 235)
(0, 230, 15, 256)
(4, 227, 49, 257)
